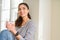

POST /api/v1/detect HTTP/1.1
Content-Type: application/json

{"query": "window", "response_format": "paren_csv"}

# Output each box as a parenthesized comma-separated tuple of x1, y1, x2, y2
(0, 0, 23, 31)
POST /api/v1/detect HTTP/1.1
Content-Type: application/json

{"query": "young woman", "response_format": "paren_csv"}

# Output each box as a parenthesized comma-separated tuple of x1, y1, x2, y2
(0, 3, 35, 40)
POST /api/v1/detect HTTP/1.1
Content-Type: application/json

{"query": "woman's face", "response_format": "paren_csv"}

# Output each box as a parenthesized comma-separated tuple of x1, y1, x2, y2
(18, 4, 29, 17)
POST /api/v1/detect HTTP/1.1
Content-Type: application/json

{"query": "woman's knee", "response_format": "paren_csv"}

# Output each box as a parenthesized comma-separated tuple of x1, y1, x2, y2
(0, 30, 10, 40)
(0, 30, 10, 34)
(0, 30, 13, 37)
(0, 30, 15, 40)
(0, 30, 14, 40)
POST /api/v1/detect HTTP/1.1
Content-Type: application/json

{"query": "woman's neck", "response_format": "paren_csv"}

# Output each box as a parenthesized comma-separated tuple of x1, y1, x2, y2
(21, 16, 29, 26)
(23, 16, 29, 22)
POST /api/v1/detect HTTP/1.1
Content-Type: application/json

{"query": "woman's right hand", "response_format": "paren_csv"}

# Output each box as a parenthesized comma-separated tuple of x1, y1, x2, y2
(6, 21, 17, 34)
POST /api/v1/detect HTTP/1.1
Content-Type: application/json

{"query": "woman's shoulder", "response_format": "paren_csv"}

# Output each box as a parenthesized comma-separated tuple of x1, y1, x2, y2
(26, 19, 35, 33)
(26, 19, 35, 28)
(27, 19, 34, 25)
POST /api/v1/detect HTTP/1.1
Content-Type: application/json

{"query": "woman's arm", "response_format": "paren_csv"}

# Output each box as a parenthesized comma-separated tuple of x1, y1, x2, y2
(15, 22, 35, 40)
(6, 21, 35, 40)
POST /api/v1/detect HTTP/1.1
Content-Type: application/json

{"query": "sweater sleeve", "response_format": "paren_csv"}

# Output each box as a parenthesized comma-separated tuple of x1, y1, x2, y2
(19, 22, 35, 40)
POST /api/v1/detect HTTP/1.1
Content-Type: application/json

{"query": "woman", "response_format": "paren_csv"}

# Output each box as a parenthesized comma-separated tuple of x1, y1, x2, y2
(0, 3, 35, 40)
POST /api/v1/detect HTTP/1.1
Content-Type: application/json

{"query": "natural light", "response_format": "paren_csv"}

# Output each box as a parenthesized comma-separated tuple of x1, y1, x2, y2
(0, 0, 23, 31)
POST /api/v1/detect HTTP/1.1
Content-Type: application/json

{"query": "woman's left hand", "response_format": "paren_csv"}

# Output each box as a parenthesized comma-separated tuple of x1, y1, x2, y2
(6, 21, 17, 34)
(6, 21, 21, 40)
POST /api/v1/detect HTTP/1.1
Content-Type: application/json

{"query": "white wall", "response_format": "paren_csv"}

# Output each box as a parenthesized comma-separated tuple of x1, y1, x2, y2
(39, 0, 51, 40)
(23, 0, 39, 40)
(51, 0, 60, 40)
(39, 0, 60, 40)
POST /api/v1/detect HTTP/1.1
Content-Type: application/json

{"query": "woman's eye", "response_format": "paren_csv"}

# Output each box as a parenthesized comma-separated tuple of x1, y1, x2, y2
(23, 7, 25, 10)
(18, 7, 26, 11)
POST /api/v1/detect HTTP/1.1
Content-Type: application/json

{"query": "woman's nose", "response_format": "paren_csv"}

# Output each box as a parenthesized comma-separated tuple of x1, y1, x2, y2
(20, 10, 24, 13)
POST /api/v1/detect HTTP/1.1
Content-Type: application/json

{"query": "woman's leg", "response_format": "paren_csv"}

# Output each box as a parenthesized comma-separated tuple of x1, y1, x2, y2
(0, 30, 15, 40)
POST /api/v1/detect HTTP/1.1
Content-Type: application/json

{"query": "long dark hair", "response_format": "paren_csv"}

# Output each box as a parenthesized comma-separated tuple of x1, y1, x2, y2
(15, 3, 31, 27)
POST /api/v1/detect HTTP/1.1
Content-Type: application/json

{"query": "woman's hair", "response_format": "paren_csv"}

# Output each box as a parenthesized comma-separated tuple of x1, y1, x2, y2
(15, 3, 31, 27)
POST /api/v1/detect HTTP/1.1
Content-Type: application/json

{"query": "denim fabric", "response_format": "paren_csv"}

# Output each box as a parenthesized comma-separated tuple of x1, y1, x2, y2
(0, 30, 15, 40)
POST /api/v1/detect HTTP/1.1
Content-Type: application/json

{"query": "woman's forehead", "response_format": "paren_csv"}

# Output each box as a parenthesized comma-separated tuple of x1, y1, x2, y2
(19, 4, 27, 8)
(18, 5, 28, 9)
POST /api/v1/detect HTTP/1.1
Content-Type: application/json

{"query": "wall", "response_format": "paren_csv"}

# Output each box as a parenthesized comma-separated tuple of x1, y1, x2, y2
(39, 0, 60, 40)
(23, 0, 39, 40)
(39, 0, 51, 40)
(51, 0, 60, 40)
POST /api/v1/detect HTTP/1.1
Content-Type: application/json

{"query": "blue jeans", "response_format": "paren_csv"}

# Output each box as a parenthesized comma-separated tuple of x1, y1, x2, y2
(0, 30, 15, 40)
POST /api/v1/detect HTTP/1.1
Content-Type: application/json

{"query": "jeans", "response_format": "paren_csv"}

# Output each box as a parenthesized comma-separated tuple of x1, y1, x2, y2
(0, 30, 15, 40)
